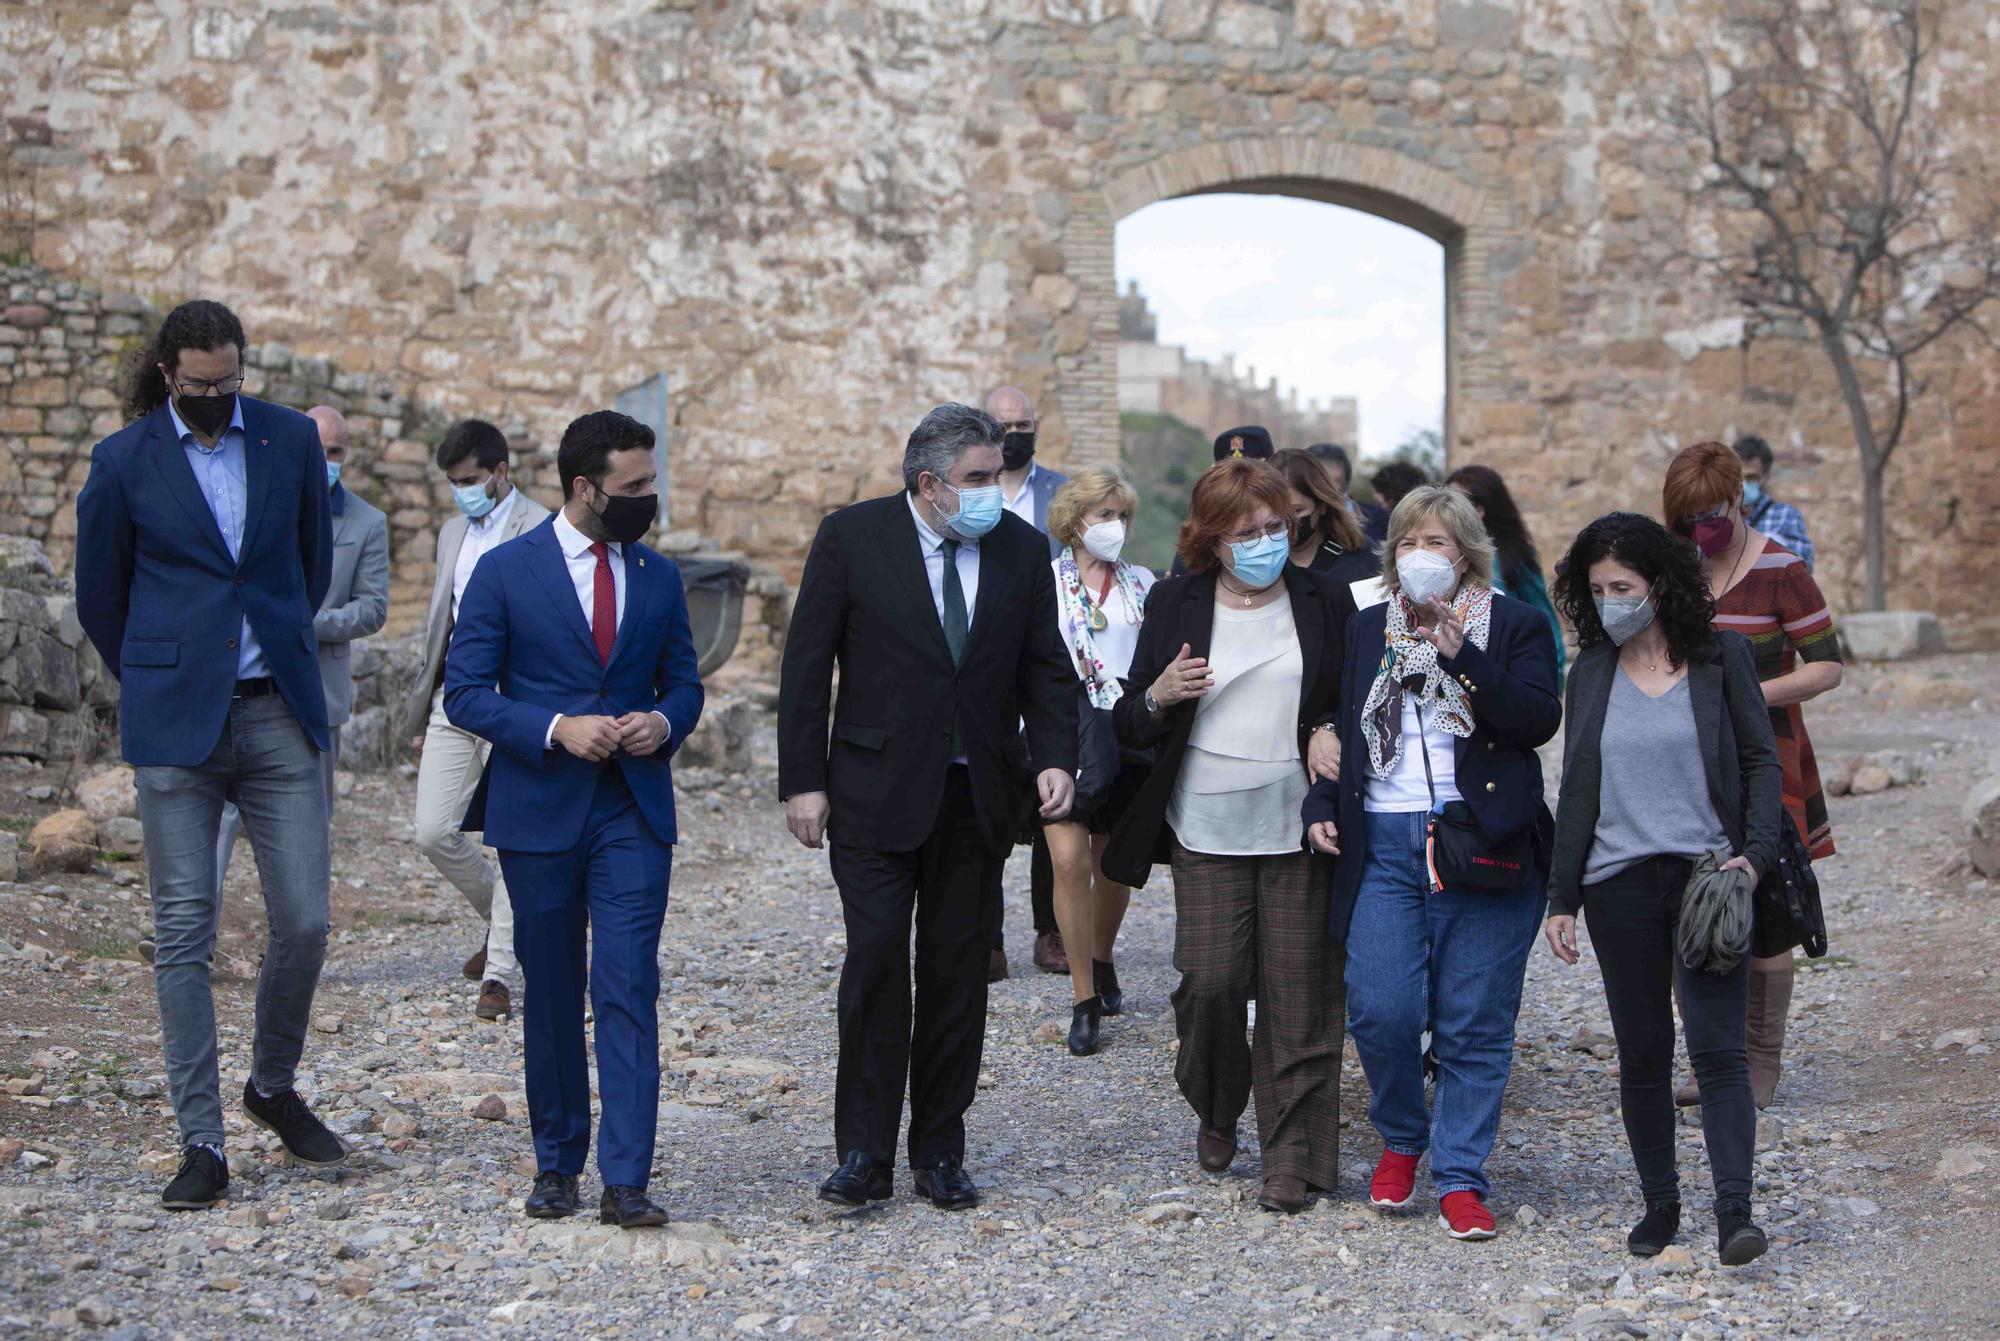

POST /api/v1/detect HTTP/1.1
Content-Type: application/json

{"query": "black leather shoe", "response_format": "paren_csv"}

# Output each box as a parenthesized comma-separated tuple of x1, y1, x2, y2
(524, 1171, 580, 1219)
(1068, 997, 1103, 1056)
(600, 1184, 669, 1228)
(1718, 1206, 1769, 1266)
(161, 1145, 228, 1210)
(912, 1157, 980, 1211)
(818, 1150, 893, 1207)
(241, 1081, 346, 1166)
(1093, 960, 1123, 1015)
(1627, 1200, 1681, 1256)
(1197, 1123, 1237, 1173)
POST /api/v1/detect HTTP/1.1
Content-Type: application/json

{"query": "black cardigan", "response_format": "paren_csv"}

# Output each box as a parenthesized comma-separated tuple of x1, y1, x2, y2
(1545, 633, 1783, 916)
(1102, 565, 1355, 889)
(1304, 592, 1563, 943)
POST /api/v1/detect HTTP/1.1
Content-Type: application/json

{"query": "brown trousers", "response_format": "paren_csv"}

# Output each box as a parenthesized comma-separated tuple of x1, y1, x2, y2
(1169, 844, 1345, 1187)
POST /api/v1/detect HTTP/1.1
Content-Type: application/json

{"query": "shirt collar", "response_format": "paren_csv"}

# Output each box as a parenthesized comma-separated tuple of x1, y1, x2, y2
(470, 485, 518, 532)
(907, 491, 975, 553)
(166, 395, 247, 448)
(553, 506, 619, 562)
(1004, 462, 1038, 507)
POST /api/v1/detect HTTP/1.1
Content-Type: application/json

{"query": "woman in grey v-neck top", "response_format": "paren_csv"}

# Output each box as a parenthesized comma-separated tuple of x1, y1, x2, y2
(1583, 669, 1729, 884)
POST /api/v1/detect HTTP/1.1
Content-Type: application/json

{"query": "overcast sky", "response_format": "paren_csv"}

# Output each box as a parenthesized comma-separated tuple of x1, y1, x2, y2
(1114, 194, 1444, 461)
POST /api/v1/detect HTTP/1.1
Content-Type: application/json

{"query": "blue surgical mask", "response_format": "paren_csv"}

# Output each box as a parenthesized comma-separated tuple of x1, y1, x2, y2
(1227, 531, 1289, 589)
(453, 478, 496, 520)
(1742, 480, 1765, 508)
(940, 481, 1003, 539)
(325, 461, 342, 488)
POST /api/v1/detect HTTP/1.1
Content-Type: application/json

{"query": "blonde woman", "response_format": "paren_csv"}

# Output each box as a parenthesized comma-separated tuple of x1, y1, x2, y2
(1042, 467, 1155, 1055)
(1302, 486, 1560, 1238)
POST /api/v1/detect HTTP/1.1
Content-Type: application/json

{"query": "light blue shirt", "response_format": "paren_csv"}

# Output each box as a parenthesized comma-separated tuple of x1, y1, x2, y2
(169, 398, 268, 680)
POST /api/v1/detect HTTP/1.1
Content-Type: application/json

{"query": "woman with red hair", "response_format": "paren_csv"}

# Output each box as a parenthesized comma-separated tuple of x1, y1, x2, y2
(1105, 459, 1355, 1214)
(1662, 441, 1843, 1109)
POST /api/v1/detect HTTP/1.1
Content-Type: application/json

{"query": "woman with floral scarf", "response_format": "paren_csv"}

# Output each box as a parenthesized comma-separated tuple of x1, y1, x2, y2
(1041, 468, 1156, 1057)
(1302, 486, 1561, 1239)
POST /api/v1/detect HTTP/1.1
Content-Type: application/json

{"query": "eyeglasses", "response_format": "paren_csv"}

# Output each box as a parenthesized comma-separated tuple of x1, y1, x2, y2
(168, 371, 245, 396)
(1226, 519, 1290, 546)
(1673, 503, 1729, 533)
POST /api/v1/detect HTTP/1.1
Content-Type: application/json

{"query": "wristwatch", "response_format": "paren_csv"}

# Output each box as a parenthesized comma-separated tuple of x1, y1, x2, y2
(1144, 690, 1162, 715)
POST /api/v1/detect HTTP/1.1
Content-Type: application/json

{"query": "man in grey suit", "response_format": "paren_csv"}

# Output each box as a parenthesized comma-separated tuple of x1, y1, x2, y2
(214, 406, 388, 887)
(983, 384, 1071, 982)
(397, 419, 550, 1021)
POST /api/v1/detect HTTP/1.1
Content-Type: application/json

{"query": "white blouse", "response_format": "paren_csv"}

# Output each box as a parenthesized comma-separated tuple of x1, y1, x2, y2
(1167, 598, 1307, 857)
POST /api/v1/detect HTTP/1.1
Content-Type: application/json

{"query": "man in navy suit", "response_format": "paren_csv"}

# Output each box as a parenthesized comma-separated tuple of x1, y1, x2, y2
(75, 299, 344, 1210)
(444, 410, 703, 1228)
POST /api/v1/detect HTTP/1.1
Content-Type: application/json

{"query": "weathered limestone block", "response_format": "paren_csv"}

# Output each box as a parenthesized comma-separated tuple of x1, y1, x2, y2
(27, 809, 97, 874)
(1841, 611, 1945, 663)
(76, 765, 138, 821)
(1966, 776, 2000, 879)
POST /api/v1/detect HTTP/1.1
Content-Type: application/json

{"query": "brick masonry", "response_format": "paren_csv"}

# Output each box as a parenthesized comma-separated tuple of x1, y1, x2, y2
(2, 3, 1996, 641)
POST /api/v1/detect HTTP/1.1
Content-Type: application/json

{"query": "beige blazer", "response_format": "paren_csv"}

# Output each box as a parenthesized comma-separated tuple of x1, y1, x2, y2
(396, 489, 552, 740)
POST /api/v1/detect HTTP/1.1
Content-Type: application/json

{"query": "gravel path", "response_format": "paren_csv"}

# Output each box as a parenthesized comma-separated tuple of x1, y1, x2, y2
(2, 655, 1997, 1339)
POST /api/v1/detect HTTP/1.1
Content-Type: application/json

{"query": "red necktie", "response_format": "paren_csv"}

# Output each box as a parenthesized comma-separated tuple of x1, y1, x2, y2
(589, 541, 616, 664)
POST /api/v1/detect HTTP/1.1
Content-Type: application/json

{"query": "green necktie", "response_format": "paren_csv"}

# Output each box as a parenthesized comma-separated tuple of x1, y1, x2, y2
(942, 539, 967, 756)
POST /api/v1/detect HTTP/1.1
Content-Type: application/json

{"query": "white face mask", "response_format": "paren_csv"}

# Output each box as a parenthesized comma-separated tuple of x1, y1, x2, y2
(1398, 548, 1460, 606)
(1080, 519, 1126, 564)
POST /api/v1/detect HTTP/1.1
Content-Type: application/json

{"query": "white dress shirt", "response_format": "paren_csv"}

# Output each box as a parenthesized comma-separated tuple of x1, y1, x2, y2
(907, 492, 980, 625)
(451, 486, 519, 621)
(542, 508, 661, 749)
(1002, 463, 1040, 526)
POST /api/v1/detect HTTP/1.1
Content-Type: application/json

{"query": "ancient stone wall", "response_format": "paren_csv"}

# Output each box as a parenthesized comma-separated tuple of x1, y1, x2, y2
(4, 2, 1997, 639)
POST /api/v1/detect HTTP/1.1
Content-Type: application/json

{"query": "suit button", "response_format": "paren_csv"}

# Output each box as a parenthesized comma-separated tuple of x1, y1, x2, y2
(1487, 741, 1497, 752)
(1485, 781, 1496, 793)
(234, 576, 245, 586)
(226, 637, 238, 649)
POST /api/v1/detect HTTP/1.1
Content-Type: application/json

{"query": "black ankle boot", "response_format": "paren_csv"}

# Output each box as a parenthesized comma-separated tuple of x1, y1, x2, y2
(1093, 960, 1123, 1016)
(1717, 1204, 1768, 1266)
(1626, 1200, 1680, 1256)
(1068, 997, 1103, 1056)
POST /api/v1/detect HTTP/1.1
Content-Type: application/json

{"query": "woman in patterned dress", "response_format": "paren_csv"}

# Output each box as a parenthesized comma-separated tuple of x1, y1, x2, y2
(1663, 442, 1843, 1109)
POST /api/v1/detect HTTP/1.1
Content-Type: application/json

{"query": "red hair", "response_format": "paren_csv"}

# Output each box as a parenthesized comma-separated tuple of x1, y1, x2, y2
(1662, 440, 1743, 525)
(1176, 459, 1295, 573)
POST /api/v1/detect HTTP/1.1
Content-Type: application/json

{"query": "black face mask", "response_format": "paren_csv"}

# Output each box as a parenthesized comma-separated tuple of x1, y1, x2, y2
(591, 490, 659, 546)
(176, 391, 236, 437)
(1001, 430, 1036, 472)
(1292, 516, 1317, 548)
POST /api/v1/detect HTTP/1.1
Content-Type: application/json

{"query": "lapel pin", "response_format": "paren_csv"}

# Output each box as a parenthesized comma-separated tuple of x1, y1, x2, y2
(638, 557, 646, 567)
(260, 438, 268, 446)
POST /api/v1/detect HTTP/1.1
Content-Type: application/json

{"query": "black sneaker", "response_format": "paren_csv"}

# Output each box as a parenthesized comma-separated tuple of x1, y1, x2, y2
(241, 1080, 347, 1166)
(161, 1146, 229, 1210)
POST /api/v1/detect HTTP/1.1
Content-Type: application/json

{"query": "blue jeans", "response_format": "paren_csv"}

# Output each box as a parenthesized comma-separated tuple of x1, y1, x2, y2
(1346, 809, 1542, 1199)
(498, 770, 672, 1188)
(135, 694, 331, 1148)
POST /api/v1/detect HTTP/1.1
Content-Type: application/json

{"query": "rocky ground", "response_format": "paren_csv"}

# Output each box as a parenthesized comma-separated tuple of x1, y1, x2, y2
(1, 655, 1997, 1340)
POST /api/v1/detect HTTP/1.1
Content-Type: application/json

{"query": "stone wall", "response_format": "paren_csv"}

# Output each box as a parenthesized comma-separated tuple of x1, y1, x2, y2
(0, 537, 112, 772)
(3, 3, 1998, 640)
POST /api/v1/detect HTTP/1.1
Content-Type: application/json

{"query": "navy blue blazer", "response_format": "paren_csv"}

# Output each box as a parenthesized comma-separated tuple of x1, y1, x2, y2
(1305, 592, 1562, 942)
(443, 516, 704, 854)
(74, 398, 334, 766)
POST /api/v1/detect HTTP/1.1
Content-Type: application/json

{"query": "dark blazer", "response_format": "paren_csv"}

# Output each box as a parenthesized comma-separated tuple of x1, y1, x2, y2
(1308, 539, 1382, 591)
(777, 494, 1077, 853)
(443, 516, 704, 853)
(75, 397, 334, 765)
(1306, 592, 1563, 942)
(1544, 634, 1782, 916)
(1025, 464, 1068, 558)
(1102, 564, 1356, 889)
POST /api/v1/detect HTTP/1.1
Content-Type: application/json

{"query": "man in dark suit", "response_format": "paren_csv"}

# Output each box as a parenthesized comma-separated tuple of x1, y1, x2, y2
(780, 403, 1077, 1211)
(75, 299, 342, 1210)
(444, 410, 702, 1228)
(984, 382, 1069, 980)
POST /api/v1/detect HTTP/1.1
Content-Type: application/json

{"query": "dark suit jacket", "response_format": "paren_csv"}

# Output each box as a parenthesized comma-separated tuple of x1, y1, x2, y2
(1308, 540, 1382, 591)
(1102, 565, 1355, 890)
(1544, 634, 1782, 916)
(75, 398, 334, 765)
(1306, 592, 1562, 942)
(443, 517, 704, 853)
(777, 494, 1077, 853)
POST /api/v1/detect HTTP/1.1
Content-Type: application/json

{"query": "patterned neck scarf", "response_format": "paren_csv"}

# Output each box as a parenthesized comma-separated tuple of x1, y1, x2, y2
(1361, 584, 1494, 776)
(1056, 546, 1148, 710)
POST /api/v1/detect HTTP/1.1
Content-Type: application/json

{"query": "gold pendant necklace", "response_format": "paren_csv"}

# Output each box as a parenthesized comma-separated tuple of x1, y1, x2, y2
(1220, 576, 1259, 606)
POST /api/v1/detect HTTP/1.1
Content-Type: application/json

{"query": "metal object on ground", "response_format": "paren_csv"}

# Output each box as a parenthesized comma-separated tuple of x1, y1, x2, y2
(675, 555, 751, 677)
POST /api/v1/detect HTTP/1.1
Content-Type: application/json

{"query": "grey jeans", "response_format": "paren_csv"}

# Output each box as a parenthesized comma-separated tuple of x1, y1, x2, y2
(216, 724, 339, 896)
(136, 694, 331, 1148)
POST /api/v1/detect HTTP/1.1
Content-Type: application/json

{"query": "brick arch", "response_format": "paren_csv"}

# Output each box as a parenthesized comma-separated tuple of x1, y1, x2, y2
(1063, 134, 1509, 470)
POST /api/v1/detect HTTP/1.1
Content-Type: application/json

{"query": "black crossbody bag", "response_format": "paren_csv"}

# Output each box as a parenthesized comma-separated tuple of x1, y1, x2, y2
(1414, 707, 1533, 894)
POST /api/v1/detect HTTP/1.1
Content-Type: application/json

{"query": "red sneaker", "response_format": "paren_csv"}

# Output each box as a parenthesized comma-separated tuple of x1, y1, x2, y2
(1368, 1150, 1420, 1209)
(1438, 1190, 1496, 1240)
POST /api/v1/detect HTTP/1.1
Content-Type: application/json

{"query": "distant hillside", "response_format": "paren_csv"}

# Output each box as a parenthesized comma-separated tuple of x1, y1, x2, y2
(1119, 410, 1211, 574)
